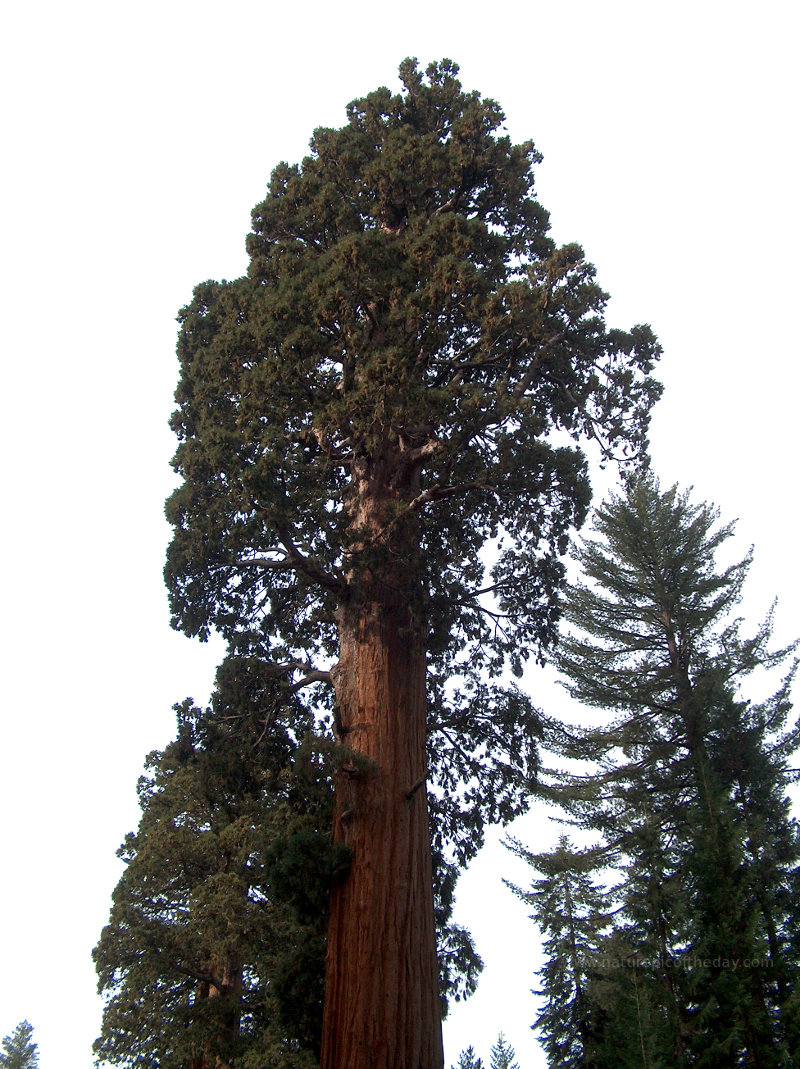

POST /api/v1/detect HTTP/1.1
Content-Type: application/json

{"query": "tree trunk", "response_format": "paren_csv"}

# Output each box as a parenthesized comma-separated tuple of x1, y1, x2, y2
(321, 588, 444, 1069)
(188, 957, 241, 1069)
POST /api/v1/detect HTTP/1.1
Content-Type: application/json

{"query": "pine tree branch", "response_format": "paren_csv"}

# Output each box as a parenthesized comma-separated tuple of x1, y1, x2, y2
(407, 480, 497, 512)
(234, 556, 296, 572)
(453, 581, 509, 604)
(401, 437, 445, 465)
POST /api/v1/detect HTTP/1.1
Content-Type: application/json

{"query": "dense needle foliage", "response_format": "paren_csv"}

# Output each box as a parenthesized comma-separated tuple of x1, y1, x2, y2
(94, 661, 484, 1067)
(518, 475, 800, 1067)
(165, 55, 661, 879)
(93, 678, 341, 1069)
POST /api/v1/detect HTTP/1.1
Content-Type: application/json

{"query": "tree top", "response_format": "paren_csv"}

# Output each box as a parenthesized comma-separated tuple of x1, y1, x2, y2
(167, 57, 662, 682)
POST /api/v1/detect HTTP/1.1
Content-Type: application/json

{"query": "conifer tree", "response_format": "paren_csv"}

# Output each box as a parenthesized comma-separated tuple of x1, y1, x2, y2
(589, 929, 670, 1069)
(95, 661, 482, 1067)
(165, 59, 661, 1066)
(94, 673, 341, 1069)
(489, 1032, 521, 1069)
(0, 1023, 38, 1069)
(539, 473, 800, 1065)
(508, 837, 609, 1068)
(453, 1046, 485, 1069)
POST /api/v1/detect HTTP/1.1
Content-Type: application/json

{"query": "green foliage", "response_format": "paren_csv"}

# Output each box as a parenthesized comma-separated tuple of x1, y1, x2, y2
(0, 1023, 37, 1069)
(93, 687, 335, 1068)
(489, 1033, 521, 1069)
(451, 1036, 521, 1069)
(452, 1046, 484, 1069)
(165, 57, 661, 876)
(508, 837, 609, 1069)
(95, 668, 485, 1066)
(525, 473, 800, 1066)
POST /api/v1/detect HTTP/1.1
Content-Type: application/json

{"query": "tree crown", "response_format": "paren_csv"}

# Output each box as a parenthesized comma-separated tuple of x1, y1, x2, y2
(166, 58, 661, 678)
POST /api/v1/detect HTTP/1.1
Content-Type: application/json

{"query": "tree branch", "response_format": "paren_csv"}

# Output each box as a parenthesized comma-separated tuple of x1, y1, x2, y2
(289, 669, 333, 693)
(553, 378, 615, 461)
(273, 524, 343, 593)
(405, 774, 428, 800)
(312, 427, 354, 466)
(407, 480, 497, 513)
(512, 330, 567, 398)
(399, 436, 444, 466)
(233, 557, 295, 571)
(454, 581, 509, 604)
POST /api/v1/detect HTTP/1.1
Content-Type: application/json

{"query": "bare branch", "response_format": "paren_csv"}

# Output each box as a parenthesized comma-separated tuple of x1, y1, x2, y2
(290, 669, 333, 693)
(167, 959, 225, 991)
(454, 581, 509, 604)
(401, 438, 445, 466)
(432, 192, 460, 216)
(405, 774, 428, 800)
(312, 427, 354, 466)
(233, 557, 295, 571)
(407, 480, 497, 513)
(553, 378, 615, 461)
(274, 524, 343, 593)
(512, 330, 567, 398)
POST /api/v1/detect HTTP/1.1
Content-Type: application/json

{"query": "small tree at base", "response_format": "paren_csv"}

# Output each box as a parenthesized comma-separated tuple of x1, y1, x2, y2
(0, 1023, 38, 1069)
(453, 1046, 485, 1069)
(507, 837, 609, 1068)
(489, 1033, 521, 1069)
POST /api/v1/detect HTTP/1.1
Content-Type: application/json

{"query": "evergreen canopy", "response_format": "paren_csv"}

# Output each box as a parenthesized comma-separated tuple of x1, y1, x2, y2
(166, 54, 660, 695)
(165, 55, 661, 870)
(94, 672, 482, 1068)
(93, 689, 337, 1068)
(528, 474, 800, 1067)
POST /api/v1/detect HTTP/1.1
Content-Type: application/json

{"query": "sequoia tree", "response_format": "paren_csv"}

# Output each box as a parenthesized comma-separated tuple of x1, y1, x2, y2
(165, 59, 661, 1067)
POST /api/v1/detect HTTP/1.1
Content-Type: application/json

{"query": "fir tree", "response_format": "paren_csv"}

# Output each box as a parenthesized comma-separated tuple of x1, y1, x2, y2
(508, 837, 609, 1068)
(489, 1032, 521, 1069)
(453, 1047, 485, 1069)
(0, 1023, 38, 1069)
(165, 58, 661, 1066)
(541, 473, 800, 1065)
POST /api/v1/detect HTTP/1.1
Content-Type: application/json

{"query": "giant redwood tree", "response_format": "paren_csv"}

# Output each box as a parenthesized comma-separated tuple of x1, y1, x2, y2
(165, 59, 662, 1067)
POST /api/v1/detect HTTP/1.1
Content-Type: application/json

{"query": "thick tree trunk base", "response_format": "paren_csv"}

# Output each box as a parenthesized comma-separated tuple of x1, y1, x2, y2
(321, 599, 444, 1069)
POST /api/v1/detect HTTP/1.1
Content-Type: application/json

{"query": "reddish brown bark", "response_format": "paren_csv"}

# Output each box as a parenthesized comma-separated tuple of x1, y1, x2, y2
(188, 958, 241, 1069)
(321, 448, 444, 1069)
(322, 598, 443, 1069)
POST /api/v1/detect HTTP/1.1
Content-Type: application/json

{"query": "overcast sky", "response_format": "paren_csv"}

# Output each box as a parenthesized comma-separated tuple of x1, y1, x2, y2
(1, 2, 798, 1066)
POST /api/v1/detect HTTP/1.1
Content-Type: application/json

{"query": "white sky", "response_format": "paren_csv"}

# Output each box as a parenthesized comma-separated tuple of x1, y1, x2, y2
(1, 2, 798, 1066)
